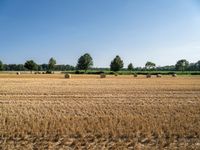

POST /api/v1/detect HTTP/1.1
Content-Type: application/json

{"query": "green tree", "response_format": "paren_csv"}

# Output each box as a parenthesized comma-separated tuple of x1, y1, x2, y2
(145, 61, 156, 70)
(195, 60, 200, 71)
(175, 59, 189, 72)
(24, 60, 38, 73)
(48, 57, 56, 72)
(110, 55, 124, 72)
(76, 53, 93, 72)
(188, 63, 196, 71)
(0, 60, 3, 71)
(127, 63, 134, 72)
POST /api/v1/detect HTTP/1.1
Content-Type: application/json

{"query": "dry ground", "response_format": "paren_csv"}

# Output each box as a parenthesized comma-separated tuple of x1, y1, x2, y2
(0, 74, 200, 149)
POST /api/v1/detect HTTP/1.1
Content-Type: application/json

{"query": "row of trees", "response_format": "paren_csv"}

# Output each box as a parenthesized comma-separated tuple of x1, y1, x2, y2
(23, 58, 75, 73)
(0, 53, 200, 72)
(1, 62, 75, 72)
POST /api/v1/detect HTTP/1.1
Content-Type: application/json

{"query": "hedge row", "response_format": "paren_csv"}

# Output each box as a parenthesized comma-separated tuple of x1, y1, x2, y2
(61, 71, 200, 75)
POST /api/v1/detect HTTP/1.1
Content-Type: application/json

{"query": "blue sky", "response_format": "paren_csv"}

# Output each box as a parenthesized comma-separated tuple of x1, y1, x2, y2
(0, 0, 200, 67)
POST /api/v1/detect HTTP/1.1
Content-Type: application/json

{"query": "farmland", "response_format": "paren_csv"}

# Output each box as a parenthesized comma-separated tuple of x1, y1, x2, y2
(0, 74, 200, 149)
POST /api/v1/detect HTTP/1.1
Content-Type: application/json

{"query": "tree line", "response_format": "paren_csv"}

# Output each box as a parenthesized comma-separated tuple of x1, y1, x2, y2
(0, 53, 200, 72)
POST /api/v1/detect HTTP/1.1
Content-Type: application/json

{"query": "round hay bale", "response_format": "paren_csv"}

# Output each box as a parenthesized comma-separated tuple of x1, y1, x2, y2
(65, 73, 71, 79)
(100, 74, 106, 78)
(156, 74, 162, 78)
(146, 74, 151, 78)
(172, 74, 177, 77)
(133, 74, 138, 77)
(16, 72, 20, 75)
(114, 73, 118, 76)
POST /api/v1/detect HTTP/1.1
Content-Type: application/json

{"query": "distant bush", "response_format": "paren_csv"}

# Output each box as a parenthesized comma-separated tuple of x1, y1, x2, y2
(75, 70, 84, 74)
(191, 72, 200, 75)
(97, 71, 104, 74)
(87, 71, 104, 74)
(168, 72, 176, 75)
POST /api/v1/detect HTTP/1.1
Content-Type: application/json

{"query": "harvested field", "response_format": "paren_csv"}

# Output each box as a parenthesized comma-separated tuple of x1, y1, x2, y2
(0, 74, 200, 149)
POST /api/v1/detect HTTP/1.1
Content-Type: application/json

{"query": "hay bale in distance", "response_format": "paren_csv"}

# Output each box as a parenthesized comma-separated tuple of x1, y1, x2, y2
(156, 74, 162, 78)
(146, 74, 151, 78)
(133, 74, 138, 77)
(100, 74, 106, 78)
(65, 73, 71, 79)
(16, 72, 20, 75)
(172, 74, 177, 77)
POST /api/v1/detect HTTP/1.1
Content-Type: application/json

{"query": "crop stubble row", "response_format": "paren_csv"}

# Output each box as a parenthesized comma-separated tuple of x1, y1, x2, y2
(0, 75, 200, 149)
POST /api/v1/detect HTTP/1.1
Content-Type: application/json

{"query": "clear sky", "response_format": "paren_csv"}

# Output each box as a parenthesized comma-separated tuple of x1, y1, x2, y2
(0, 0, 200, 67)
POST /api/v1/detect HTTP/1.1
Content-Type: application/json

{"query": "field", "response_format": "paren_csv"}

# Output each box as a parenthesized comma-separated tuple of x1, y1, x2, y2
(0, 74, 200, 149)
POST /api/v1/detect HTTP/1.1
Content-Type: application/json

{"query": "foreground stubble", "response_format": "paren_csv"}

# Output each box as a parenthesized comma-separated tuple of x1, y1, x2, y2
(0, 74, 200, 149)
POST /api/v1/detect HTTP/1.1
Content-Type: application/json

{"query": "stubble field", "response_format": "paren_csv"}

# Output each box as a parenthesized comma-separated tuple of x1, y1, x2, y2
(0, 74, 200, 149)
